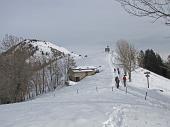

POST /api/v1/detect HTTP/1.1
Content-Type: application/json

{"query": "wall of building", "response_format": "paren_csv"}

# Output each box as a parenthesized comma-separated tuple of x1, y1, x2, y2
(69, 70, 96, 82)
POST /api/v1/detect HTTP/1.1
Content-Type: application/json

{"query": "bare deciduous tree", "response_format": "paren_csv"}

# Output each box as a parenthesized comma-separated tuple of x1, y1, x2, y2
(116, 0, 170, 24)
(137, 50, 145, 68)
(116, 40, 137, 82)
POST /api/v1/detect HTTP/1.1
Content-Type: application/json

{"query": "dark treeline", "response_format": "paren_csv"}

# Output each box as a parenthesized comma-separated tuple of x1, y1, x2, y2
(138, 49, 170, 79)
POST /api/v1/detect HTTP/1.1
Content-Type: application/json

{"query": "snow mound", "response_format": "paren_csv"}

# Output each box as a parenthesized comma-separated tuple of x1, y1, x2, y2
(67, 81, 77, 86)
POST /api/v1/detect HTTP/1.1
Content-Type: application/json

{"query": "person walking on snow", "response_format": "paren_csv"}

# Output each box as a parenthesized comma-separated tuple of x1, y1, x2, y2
(115, 76, 120, 88)
(117, 68, 120, 75)
(114, 68, 116, 73)
(123, 75, 127, 87)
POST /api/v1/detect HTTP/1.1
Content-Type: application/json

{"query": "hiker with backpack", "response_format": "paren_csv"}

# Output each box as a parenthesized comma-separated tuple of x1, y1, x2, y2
(123, 75, 127, 87)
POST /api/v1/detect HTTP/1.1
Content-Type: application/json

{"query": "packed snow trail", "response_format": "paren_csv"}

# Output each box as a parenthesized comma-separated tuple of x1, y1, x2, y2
(1, 50, 170, 127)
(103, 52, 170, 127)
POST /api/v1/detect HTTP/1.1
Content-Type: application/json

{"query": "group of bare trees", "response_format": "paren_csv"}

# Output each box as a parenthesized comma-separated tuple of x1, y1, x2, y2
(0, 35, 76, 104)
(0, 39, 36, 103)
(27, 55, 75, 98)
(115, 40, 137, 82)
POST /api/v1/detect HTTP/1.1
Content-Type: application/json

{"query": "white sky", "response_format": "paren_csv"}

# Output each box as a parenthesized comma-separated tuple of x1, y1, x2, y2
(0, 0, 170, 58)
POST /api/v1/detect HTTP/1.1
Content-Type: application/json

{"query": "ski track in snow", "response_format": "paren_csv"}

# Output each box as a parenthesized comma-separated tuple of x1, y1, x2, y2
(103, 106, 125, 127)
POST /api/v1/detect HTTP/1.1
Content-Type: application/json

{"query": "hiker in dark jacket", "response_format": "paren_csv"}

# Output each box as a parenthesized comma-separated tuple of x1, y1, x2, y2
(115, 76, 120, 88)
(117, 68, 120, 75)
(114, 68, 116, 73)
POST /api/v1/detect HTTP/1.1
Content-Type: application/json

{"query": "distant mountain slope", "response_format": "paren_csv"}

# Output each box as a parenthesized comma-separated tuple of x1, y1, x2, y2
(4, 39, 74, 62)
(25, 39, 70, 61)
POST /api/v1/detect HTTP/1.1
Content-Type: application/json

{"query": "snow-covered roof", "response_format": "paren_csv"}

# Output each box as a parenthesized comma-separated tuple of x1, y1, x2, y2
(71, 66, 98, 73)
(72, 69, 95, 73)
(72, 66, 98, 70)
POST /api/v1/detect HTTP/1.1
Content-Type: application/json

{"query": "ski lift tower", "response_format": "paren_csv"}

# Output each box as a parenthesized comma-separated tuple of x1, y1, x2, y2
(105, 45, 110, 52)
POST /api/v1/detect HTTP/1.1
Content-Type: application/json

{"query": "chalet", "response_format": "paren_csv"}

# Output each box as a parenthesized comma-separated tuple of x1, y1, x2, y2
(69, 66, 99, 82)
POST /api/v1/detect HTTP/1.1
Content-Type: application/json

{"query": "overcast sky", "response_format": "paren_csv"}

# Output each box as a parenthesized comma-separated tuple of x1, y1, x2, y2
(0, 0, 170, 58)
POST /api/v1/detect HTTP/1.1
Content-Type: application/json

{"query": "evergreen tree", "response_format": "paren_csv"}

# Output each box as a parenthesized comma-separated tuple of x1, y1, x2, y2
(143, 49, 168, 78)
(144, 49, 157, 73)
(155, 54, 163, 75)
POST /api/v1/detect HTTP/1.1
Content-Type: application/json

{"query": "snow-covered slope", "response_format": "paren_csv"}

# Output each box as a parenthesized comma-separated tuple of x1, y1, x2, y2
(8, 39, 78, 63)
(0, 49, 170, 127)
(25, 39, 70, 58)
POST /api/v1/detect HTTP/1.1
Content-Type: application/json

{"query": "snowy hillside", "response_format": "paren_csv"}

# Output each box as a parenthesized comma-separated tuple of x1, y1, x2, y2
(8, 39, 78, 63)
(0, 49, 170, 127)
(25, 39, 70, 61)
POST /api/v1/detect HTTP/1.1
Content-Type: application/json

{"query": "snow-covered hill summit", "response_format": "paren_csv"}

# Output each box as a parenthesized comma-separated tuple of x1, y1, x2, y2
(4, 39, 78, 63)
(25, 39, 74, 62)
